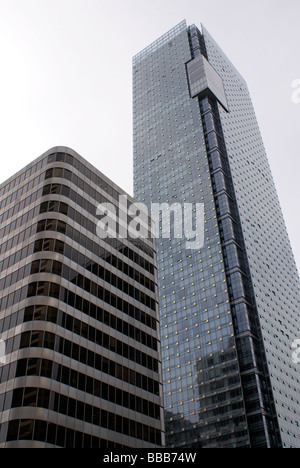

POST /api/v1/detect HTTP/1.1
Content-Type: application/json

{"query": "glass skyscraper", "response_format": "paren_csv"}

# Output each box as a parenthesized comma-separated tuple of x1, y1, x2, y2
(133, 21, 300, 448)
(0, 147, 164, 448)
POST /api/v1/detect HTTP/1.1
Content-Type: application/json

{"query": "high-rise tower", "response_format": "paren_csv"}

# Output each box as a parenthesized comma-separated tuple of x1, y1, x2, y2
(133, 21, 300, 448)
(0, 147, 164, 448)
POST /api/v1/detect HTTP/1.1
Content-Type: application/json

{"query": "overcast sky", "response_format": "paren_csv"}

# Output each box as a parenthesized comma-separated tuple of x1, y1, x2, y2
(0, 0, 299, 271)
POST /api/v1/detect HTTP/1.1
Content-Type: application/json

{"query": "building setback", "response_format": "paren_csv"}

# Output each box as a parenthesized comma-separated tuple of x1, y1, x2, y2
(133, 21, 300, 448)
(0, 147, 164, 448)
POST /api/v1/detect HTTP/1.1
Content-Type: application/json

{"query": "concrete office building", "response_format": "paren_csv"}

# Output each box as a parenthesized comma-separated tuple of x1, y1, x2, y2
(0, 147, 164, 448)
(133, 21, 300, 448)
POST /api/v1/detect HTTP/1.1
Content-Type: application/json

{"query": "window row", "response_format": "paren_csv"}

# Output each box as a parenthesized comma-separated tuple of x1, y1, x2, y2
(0, 194, 153, 281)
(0, 205, 40, 240)
(40, 196, 153, 261)
(29, 256, 156, 313)
(0, 223, 35, 257)
(0, 298, 157, 358)
(0, 308, 24, 336)
(12, 357, 160, 420)
(0, 213, 154, 283)
(44, 171, 154, 259)
(0, 336, 159, 397)
(0, 171, 45, 213)
(43, 180, 153, 237)
(34, 236, 156, 293)
(0, 188, 42, 227)
(0, 184, 48, 224)
(3, 418, 124, 448)
(0, 156, 47, 199)
(0, 240, 35, 273)
(37, 213, 155, 276)
(0, 263, 31, 292)
(24, 302, 157, 352)
(47, 152, 121, 202)
(20, 324, 159, 373)
(30, 276, 156, 332)
(0, 232, 155, 301)
(0, 277, 156, 336)
(6, 385, 161, 445)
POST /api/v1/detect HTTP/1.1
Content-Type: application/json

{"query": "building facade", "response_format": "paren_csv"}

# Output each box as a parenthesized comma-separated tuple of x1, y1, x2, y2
(133, 21, 300, 448)
(0, 147, 164, 448)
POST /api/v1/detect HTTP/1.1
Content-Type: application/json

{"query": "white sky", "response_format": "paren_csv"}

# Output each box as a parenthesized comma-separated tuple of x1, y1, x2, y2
(0, 0, 299, 272)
